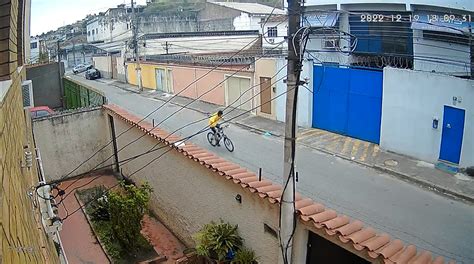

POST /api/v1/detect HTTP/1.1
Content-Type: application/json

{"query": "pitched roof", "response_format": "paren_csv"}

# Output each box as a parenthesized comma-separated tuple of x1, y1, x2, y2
(103, 104, 453, 264)
(210, 2, 285, 15)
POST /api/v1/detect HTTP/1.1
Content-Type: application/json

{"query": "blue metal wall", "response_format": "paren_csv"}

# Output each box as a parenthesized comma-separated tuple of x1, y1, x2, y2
(312, 65, 383, 143)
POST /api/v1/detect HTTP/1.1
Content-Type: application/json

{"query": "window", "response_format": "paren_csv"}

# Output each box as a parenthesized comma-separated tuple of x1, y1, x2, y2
(267, 26, 278, 37)
(35, 110, 50, 117)
(92, 29, 95, 35)
(30, 42, 37, 49)
(423, 30, 469, 46)
(350, 14, 413, 55)
(88, 31, 90, 36)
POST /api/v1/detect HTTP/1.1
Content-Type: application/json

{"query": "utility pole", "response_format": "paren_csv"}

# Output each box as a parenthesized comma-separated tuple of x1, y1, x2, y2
(56, 40, 61, 62)
(131, 0, 143, 91)
(162, 41, 171, 54)
(280, 0, 302, 263)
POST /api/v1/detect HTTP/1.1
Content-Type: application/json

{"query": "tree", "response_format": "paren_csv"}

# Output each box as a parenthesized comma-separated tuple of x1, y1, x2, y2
(108, 181, 153, 254)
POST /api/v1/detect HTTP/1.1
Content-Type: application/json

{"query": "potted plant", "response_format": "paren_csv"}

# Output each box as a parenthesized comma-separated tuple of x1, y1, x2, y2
(194, 220, 243, 263)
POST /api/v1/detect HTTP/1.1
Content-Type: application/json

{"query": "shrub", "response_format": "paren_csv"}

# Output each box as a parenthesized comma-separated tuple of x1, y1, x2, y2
(194, 220, 243, 261)
(232, 248, 258, 264)
(108, 181, 153, 255)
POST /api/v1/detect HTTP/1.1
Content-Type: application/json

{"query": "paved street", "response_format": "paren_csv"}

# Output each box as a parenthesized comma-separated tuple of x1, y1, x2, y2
(70, 75, 473, 263)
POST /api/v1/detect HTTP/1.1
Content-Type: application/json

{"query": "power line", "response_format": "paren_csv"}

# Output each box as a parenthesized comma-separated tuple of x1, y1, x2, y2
(59, 75, 295, 221)
(56, 18, 289, 183)
(60, 62, 288, 198)
(57, 35, 267, 182)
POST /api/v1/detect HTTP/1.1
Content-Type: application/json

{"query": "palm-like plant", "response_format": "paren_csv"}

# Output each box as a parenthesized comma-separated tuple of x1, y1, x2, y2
(194, 220, 243, 262)
(232, 248, 258, 264)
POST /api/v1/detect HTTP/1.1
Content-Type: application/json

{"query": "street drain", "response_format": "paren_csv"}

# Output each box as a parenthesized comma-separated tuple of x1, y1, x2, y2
(384, 159, 399, 166)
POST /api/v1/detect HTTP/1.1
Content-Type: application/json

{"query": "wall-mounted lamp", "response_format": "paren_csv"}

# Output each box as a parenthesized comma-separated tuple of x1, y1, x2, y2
(432, 117, 439, 129)
(235, 194, 242, 204)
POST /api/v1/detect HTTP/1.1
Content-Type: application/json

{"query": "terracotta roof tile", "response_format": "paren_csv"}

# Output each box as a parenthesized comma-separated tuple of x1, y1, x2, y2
(332, 220, 363, 236)
(248, 180, 273, 188)
(376, 239, 405, 259)
(103, 105, 453, 264)
(342, 227, 376, 244)
(298, 204, 325, 217)
(295, 198, 313, 210)
(321, 215, 350, 230)
(356, 233, 391, 252)
(409, 251, 434, 264)
(389, 245, 417, 263)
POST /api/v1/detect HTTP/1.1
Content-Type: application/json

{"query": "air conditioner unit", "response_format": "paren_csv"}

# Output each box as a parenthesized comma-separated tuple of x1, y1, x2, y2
(322, 38, 340, 49)
(22, 80, 34, 109)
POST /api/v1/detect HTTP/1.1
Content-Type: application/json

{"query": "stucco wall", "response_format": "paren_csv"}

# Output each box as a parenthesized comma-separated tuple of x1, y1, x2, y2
(112, 115, 282, 263)
(275, 58, 313, 128)
(116, 56, 126, 82)
(93, 56, 113, 79)
(26, 62, 64, 109)
(255, 58, 278, 119)
(127, 62, 253, 106)
(32, 108, 114, 181)
(380, 68, 474, 167)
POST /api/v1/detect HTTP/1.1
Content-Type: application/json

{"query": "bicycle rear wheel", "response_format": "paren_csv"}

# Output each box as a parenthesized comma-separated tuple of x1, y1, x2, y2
(207, 132, 218, 146)
(224, 137, 234, 152)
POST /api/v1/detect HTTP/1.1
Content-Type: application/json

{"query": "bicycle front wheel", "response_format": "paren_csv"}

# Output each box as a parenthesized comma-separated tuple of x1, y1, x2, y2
(207, 132, 217, 146)
(224, 137, 234, 152)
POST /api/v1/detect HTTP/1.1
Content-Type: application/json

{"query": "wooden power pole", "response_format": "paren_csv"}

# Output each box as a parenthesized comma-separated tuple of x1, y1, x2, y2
(281, 0, 302, 263)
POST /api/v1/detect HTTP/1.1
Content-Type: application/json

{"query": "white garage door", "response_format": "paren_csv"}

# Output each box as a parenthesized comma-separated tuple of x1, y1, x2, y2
(226, 76, 252, 111)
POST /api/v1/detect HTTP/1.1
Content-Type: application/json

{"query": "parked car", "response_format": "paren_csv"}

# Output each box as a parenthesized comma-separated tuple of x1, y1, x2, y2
(29, 106, 54, 118)
(85, 68, 101, 80)
(73, 64, 93, 74)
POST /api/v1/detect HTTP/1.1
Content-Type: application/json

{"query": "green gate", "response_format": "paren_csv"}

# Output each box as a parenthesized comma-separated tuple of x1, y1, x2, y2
(63, 78, 107, 109)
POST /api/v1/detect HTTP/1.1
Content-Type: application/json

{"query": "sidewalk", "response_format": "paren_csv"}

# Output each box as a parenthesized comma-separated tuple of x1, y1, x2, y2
(98, 78, 474, 203)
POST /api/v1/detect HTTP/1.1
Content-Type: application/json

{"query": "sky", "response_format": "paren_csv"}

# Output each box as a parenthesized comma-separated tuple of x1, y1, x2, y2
(31, 0, 147, 36)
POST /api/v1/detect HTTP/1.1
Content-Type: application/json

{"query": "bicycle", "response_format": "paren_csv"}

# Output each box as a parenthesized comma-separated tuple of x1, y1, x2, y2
(207, 124, 234, 152)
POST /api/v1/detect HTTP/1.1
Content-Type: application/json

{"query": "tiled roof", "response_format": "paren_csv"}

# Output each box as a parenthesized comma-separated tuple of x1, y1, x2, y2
(103, 104, 453, 264)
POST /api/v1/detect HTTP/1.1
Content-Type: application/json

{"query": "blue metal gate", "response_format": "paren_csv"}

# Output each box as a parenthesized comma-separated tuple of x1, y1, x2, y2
(312, 66, 383, 143)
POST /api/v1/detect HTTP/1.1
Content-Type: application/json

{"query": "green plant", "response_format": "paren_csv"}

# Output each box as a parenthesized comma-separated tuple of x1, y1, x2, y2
(194, 220, 243, 261)
(108, 181, 153, 255)
(232, 248, 258, 264)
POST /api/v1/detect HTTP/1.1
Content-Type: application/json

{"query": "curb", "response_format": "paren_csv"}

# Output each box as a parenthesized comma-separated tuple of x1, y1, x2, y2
(374, 165, 474, 204)
(74, 192, 113, 263)
(87, 78, 474, 204)
(300, 144, 473, 204)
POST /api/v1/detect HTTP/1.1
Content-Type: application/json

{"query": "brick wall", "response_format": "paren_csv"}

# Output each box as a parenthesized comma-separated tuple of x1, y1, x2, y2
(0, 0, 19, 80)
(0, 0, 60, 263)
(1, 70, 60, 263)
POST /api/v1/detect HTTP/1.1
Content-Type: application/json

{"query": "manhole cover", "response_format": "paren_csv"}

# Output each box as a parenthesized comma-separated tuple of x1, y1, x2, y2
(384, 159, 399, 166)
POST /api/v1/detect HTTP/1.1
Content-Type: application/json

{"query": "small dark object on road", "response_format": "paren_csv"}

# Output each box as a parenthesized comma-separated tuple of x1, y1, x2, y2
(465, 166, 474, 177)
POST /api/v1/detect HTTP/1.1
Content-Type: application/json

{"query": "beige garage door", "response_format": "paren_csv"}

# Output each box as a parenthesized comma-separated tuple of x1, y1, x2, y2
(226, 76, 252, 111)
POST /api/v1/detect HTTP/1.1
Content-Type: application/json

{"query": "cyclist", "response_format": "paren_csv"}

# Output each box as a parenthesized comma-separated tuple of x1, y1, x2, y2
(209, 110, 223, 145)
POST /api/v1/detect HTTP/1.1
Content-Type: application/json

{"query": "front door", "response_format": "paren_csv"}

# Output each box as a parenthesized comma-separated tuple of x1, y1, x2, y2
(155, 68, 167, 92)
(260, 77, 272, 114)
(439, 106, 465, 164)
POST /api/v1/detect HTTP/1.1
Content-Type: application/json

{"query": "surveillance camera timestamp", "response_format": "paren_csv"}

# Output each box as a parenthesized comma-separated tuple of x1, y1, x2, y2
(360, 13, 471, 24)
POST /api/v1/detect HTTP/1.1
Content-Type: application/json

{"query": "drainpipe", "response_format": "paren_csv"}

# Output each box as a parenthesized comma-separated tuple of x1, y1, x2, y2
(35, 148, 69, 263)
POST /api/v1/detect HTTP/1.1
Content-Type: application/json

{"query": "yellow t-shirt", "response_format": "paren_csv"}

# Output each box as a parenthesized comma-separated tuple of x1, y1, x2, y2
(209, 113, 222, 128)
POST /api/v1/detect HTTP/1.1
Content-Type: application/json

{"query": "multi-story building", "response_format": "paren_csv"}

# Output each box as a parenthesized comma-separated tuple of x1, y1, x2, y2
(272, 0, 473, 167)
(301, 0, 472, 76)
(86, 4, 144, 43)
(29, 36, 41, 63)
